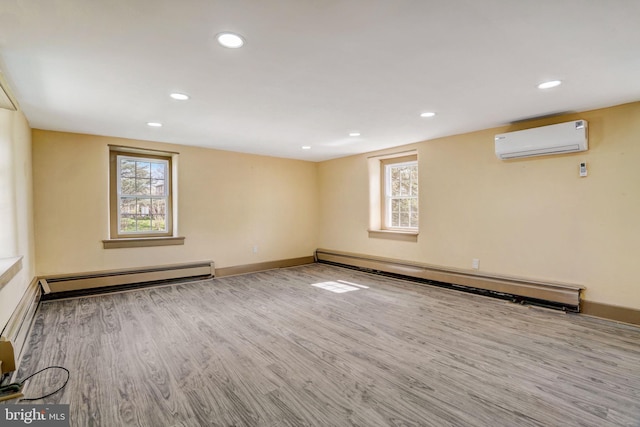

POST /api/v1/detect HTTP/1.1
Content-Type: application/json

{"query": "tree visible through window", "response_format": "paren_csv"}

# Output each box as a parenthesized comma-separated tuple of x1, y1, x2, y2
(385, 160, 418, 229)
(110, 149, 173, 238)
(118, 156, 168, 233)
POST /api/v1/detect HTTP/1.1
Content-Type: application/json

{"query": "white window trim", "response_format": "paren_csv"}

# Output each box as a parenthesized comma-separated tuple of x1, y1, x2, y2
(367, 150, 419, 241)
(0, 256, 22, 291)
(105, 145, 183, 249)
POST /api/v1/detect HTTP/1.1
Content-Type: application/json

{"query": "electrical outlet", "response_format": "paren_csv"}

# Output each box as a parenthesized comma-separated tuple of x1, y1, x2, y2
(0, 338, 16, 374)
(472, 259, 480, 270)
(252, 245, 258, 254)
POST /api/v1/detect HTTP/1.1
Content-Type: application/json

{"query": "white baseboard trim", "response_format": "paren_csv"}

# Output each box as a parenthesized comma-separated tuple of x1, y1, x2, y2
(215, 256, 315, 277)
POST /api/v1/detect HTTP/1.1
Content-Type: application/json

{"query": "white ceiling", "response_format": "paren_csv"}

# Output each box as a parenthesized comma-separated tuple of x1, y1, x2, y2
(1, 0, 639, 162)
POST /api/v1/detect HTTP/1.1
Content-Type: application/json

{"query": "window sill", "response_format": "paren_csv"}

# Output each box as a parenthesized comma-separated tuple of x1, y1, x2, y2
(367, 229, 418, 242)
(102, 236, 185, 249)
(0, 256, 23, 290)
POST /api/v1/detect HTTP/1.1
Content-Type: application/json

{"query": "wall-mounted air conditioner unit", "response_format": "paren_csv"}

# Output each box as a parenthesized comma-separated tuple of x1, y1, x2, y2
(495, 120, 588, 160)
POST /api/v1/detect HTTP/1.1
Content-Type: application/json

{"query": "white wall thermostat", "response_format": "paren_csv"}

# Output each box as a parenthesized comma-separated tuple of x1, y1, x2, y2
(579, 162, 587, 177)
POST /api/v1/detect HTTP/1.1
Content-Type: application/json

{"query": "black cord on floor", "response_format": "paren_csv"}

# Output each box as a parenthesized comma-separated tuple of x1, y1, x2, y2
(18, 366, 70, 401)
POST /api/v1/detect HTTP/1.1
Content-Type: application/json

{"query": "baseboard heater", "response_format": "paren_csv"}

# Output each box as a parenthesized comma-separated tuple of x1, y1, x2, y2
(1, 277, 40, 380)
(315, 249, 583, 311)
(39, 261, 214, 300)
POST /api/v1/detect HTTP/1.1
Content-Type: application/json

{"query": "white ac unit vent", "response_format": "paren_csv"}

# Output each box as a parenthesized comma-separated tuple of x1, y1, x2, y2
(495, 120, 588, 160)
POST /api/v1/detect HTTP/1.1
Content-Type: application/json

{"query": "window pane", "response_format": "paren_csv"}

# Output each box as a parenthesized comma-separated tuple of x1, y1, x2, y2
(151, 162, 166, 179)
(152, 199, 166, 215)
(151, 179, 165, 196)
(119, 198, 165, 232)
(412, 198, 419, 227)
(137, 198, 151, 216)
(137, 178, 151, 195)
(392, 212, 399, 227)
(400, 213, 410, 227)
(391, 167, 399, 182)
(136, 161, 151, 178)
(121, 178, 135, 195)
(136, 198, 151, 232)
(400, 167, 410, 181)
(391, 199, 400, 213)
(119, 197, 135, 232)
(400, 178, 409, 196)
(120, 159, 136, 178)
(151, 215, 166, 231)
(120, 216, 135, 232)
(136, 216, 151, 231)
(120, 198, 136, 214)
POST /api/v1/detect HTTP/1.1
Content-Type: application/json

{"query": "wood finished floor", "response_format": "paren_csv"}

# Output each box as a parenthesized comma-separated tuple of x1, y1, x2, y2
(10, 263, 640, 427)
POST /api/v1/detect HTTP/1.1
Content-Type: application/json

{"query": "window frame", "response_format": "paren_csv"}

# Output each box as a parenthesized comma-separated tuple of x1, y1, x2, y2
(382, 156, 419, 231)
(109, 148, 174, 240)
(367, 151, 419, 241)
(380, 154, 420, 233)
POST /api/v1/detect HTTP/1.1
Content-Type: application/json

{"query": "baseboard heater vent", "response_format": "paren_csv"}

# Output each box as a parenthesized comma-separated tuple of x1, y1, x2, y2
(1, 277, 40, 379)
(40, 261, 214, 300)
(315, 249, 583, 312)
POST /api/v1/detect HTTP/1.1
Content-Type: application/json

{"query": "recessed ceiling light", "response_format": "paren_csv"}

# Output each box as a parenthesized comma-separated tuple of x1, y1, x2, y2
(420, 112, 436, 118)
(170, 93, 189, 101)
(217, 32, 245, 48)
(301, 146, 311, 150)
(147, 122, 162, 127)
(537, 80, 562, 89)
(349, 132, 361, 137)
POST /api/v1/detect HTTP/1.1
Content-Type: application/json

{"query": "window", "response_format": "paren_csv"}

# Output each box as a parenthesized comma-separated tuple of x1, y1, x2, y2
(384, 158, 418, 230)
(114, 153, 170, 236)
(107, 147, 182, 248)
(367, 152, 419, 240)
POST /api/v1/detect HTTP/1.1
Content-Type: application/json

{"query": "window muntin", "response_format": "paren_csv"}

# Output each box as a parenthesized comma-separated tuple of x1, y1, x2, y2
(384, 160, 418, 230)
(110, 149, 173, 238)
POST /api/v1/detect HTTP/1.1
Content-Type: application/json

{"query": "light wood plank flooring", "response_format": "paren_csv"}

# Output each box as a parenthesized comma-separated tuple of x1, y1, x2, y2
(10, 263, 640, 426)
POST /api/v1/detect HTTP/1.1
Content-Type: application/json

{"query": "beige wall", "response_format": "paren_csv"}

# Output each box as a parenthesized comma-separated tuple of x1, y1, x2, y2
(17, 101, 640, 314)
(32, 131, 319, 275)
(0, 107, 36, 329)
(318, 102, 640, 310)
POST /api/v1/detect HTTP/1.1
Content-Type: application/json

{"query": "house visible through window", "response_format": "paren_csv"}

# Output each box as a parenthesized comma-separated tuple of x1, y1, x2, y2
(383, 156, 418, 230)
(109, 148, 173, 238)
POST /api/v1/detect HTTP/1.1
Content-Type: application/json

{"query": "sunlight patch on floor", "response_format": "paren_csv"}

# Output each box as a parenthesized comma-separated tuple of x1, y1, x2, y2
(337, 280, 369, 289)
(311, 280, 367, 293)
